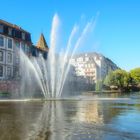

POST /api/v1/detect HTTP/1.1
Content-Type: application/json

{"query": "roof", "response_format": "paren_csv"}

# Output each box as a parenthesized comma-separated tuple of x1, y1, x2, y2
(72, 52, 119, 68)
(0, 19, 29, 33)
(36, 33, 49, 51)
(73, 52, 103, 58)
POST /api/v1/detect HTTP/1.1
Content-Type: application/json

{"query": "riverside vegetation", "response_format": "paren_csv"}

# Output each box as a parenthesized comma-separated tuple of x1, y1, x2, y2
(96, 68, 140, 92)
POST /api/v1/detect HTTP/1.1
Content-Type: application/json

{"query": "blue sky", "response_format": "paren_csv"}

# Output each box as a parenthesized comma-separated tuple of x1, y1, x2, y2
(1, 0, 140, 71)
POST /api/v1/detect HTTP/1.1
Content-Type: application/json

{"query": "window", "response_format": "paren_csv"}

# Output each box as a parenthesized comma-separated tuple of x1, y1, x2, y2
(25, 44, 29, 53)
(0, 65, 3, 77)
(15, 41, 20, 48)
(8, 39, 12, 49)
(22, 32, 25, 40)
(85, 57, 89, 61)
(21, 43, 25, 51)
(77, 57, 83, 62)
(7, 53, 12, 63)
(0, 51, 3, 61)
(16, 55, 19, 64)
(26, 33, 31, 42)
(14, 30, 22, 39)
(0, 25, 3, 33)
(8, 28, 12, 36)
(0, 36, 4, 47)
(7, 67, 12, 77)
(13, 67, 19, 77)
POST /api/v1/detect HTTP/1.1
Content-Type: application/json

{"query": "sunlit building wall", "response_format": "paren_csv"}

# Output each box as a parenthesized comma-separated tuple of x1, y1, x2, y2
(70, 52, 119, 83)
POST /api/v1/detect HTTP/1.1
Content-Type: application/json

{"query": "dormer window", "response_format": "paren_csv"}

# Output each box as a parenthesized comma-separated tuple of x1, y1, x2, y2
(22, 32, 25, 40)
(8, 28, 12, 36)
(0, 24, 3, 33)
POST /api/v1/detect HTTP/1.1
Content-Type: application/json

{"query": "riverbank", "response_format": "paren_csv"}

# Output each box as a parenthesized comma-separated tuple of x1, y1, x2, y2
(81, 90, 140, 96)
(82, 90, 122, 95)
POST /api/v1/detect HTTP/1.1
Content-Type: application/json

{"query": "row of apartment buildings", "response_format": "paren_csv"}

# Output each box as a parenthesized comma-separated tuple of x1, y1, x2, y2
(0, 19, 49, 80)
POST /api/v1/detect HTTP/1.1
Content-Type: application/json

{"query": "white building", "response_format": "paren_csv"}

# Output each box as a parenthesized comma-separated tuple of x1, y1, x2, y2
(0, 19, 49, 81)
(0, 19, 32, 80)
(70, 52, 119, 83)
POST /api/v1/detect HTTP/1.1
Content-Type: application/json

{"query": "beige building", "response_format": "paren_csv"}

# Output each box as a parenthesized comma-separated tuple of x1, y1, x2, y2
(70, 52, 119, 83)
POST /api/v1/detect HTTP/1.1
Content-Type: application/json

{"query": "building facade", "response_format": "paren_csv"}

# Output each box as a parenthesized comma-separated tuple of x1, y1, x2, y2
(0, 19, 48, 80)
(70, 52, 119, 83)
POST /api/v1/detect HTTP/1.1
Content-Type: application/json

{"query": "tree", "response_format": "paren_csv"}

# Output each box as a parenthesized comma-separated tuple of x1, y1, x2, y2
(104, 71, 114, 87)
(104, 69, 131, 91)
(95, 80, 103, 91)
(130, 68, 140, 85)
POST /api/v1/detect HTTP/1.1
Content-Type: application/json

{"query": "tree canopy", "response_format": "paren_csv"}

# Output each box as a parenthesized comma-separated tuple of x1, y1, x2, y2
(130, 68, 140, 85)
(104, 69, 131, 91)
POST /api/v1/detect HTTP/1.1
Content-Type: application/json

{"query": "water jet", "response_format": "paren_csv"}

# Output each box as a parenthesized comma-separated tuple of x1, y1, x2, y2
(18, 14, 97, 99)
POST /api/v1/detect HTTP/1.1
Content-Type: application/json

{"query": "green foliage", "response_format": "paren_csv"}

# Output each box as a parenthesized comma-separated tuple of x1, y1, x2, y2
(104, 67, 140, 91)
(104, 71, 114, 86)
(130, 68, 140, 85)
(104, 69, 130, 90)
(95, 80, 102, 91)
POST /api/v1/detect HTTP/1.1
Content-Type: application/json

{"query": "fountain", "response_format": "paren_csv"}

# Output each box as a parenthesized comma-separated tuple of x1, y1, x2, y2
(19, 13, 97, 99)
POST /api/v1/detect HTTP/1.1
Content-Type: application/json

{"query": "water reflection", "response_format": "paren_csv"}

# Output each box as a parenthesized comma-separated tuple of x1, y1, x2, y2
(0, 98, 140, 140)
(76, 101, 104, 124)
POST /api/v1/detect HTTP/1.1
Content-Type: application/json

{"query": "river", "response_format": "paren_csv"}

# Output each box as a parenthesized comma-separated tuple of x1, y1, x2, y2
(0, 92, 140, 140)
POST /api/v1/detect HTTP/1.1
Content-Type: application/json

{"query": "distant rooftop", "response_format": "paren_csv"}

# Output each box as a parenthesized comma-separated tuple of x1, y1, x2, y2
(72, 52, 119, 67)
(73, 52, 103, 58)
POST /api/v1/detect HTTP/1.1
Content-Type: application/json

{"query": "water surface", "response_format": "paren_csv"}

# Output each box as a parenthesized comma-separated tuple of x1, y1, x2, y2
(0, 93, 140, 140)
